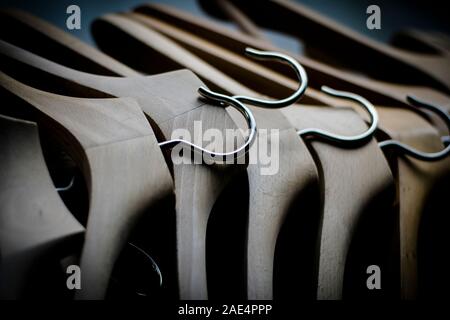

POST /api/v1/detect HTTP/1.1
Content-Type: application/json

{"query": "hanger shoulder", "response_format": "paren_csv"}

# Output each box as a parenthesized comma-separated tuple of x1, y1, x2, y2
(391, 29, 450, 56)
(378, 106, 450, 299)
(92, 15, 252, 299)
(135, 3, 277, 60)
(92, 13, 323, 300)
(0, 115, 84, 299)
(136, 4, 450, 113)
(132, 4, 402, 106)
(127, 12, 324, 106)
(245, 127, 319, 299)
(283, 106, 395, 299)
(76, 127, 173, 299)
(0, 9, 138, 77)
(231, 0, 450, 91)
(3, 29, 246, 299)
(0, 72, 150, 149)
(0, 39, 211, 127)
(0, 73, 174, 299)
(126, 13, 450, 127)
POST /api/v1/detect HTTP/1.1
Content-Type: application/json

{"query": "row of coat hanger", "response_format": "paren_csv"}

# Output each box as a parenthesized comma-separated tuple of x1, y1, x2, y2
(1, 1, 449, 300)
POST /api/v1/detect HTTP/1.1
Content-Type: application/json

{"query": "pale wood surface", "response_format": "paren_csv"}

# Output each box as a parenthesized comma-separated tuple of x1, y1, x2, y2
(223, 0, 450, 92)
(93, 14, 395, 300)
(0, 73, 173, 299)
(213, 0, 268, 41)
(1, 4, 442, 298)
(193, 2, 450, 298)
(92, 14, 322, 299)
(159, 4, 450, 298)
(377, 107, 450, 299)
(134, 4, 450, 116)
(125, 12, 325, 106)
(284, 106, 394, 299)
(119, 11, 450, 299)
(0, 30, 246, 299)
(0, 115, 85, 299)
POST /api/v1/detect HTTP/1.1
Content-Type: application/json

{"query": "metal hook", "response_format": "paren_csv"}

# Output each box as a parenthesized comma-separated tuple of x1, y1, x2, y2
(127, 242, 162, 290)
(109, 242, 163, 297)
(158, 87, 256, 161)
(379, 96, 450, 161)
(442, 136, 450, 146)
(232, 47, 308, 108)
(297, 86, 379, 144)
(56, 176, 75, 192)
(159, 47, 306, 159)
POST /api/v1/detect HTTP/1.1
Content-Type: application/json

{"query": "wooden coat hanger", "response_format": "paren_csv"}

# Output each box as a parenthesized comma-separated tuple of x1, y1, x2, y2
(1, 38, 396, 300)
(196, 0, 450, 134)
(91, 14, 321, 300)
(92, 13, 395, 299)
(0, 115, 85, 299)
(0, 9, 137, 77)
(0, 72, 174, 299)
(390, 29, 450, 57)
(377, 100, 450, 299)
(209, 0, 450, 93)
(194, 1, 450, 299)
(126, 12, 328, 106)
(0, 40, 251, 300)
(133, 3, 450, 124)
(123, 11, 450, 299)
(123, 12, 402, 300)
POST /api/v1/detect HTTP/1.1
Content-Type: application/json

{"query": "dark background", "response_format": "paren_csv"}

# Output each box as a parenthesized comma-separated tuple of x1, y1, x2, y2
(0, 0, 449, 54)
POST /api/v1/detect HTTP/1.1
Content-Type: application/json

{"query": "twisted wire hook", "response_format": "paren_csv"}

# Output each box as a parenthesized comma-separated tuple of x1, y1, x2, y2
(158, 87, 256, 161)
(379, 95, 450, 161)
(297, 86, 379, 144)
(233, 47, 308, 108)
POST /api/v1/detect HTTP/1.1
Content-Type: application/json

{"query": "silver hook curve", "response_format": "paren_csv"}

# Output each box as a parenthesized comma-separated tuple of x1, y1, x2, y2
(378, 95, 450, 161)
(158, 87, 256, 161)
(159, 47, 305, 159)
(56, 176, 75, 192)
(297, 86, 379, 144)
(232, 47, 308, 108)
(127, 242, 163, 290)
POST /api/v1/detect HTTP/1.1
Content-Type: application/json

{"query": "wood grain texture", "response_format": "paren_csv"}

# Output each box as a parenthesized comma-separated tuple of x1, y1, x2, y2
(0, 3, 446, 301)
(125, 12, 326, 106)
(212, 0, 268, 41)
(93, 14, 397, 300)
(0, 72, 173, 299)
(0, 29, 246, 299)
(0, 115, 85, 299)
(180, 5, 448, 299)
(199, 2, 450, 298)
(283, 106, 394, 299)
(92, 13, 322, 299)
(200, 5, 450, 297)
(96, 10, 448, 298)
(134, 3, 450, 117)
(377, 107, 450, 299)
